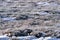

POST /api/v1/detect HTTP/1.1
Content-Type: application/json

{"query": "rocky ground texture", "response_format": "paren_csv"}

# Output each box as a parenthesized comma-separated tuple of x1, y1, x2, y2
(0, 0, 60, 40)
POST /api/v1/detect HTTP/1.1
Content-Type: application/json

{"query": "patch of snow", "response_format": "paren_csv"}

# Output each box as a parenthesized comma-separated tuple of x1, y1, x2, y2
(2, 17, 16, 21)
(44, 37, 52, 40)
(37, 2, 58, 6)
(32, 37, 60, 40)
(50, 3, 58, 6)
(39, 12, 50, 15)
(16, 36, 36, 40)
(37, 2, 50, 6)
(32, 37, 44, 40)
(55, 23, 60, 27)
(47, 38, 60, 40)
(5, 0, 11, 2)
(0, 36, 7, 38)
(0, 35, 60, 40)
(0, 35, 9, 40)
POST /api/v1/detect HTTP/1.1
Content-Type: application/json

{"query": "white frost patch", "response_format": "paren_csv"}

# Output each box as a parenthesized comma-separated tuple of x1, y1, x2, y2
(16, 36, 36, 40)
(0, 35, 8, 38)
(55, 23, 60, 27)
(0, 35, 9, 40)
(39, 12, 50, 15)
(2, 17, 16, 21)
(50, 3, 58, 6)
(37, 2, 50, 6)
(37, 2, 58, 6)
(0, 36, 60, 40)
(5, 0, 11, 2)
(44, 37, 52, 40)
(32, 37, 60, 40)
